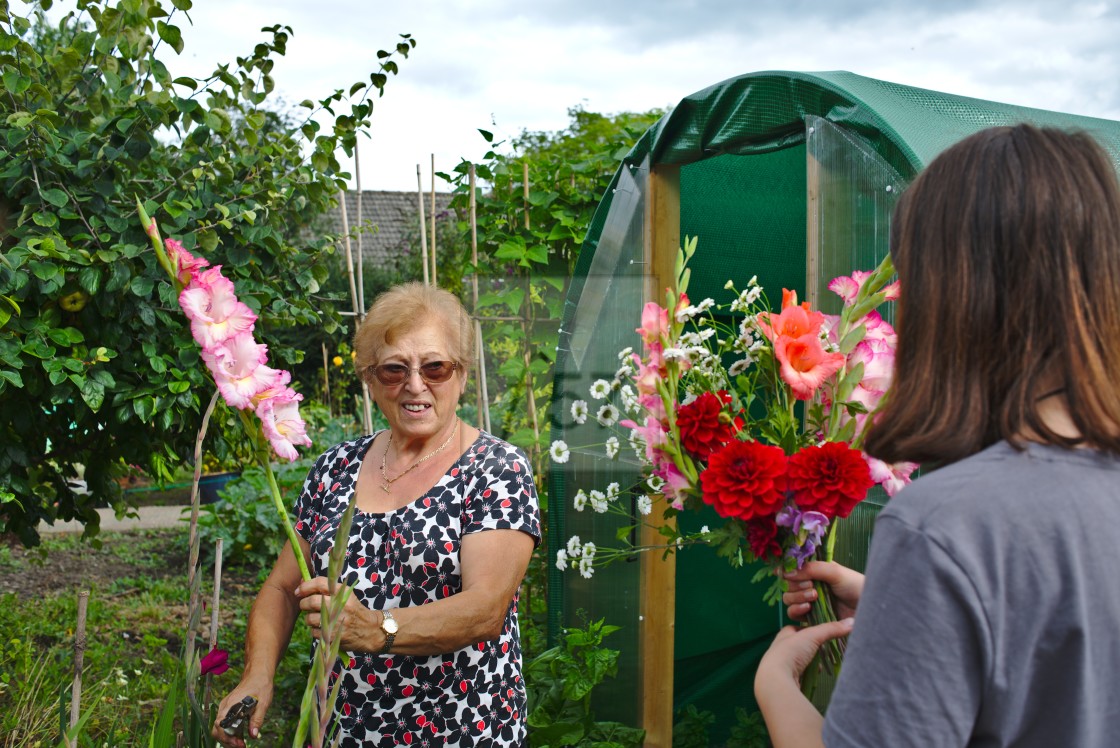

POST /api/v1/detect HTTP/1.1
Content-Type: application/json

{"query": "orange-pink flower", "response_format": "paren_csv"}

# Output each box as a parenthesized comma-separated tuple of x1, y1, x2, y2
(774, 333, 845, 400)
(756, 288, 827, 343)
(637, 301, 668, 347)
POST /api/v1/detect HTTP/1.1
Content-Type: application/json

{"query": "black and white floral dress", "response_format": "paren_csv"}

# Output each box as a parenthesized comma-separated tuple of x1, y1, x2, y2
(293, 430, 541, 747)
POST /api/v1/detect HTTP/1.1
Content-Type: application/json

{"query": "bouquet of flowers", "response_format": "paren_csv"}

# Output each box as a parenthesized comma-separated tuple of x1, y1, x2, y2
(551, 237, 916, 673)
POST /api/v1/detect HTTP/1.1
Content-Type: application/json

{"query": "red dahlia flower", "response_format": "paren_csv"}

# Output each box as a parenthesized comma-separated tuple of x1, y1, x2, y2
(746, 516, 783, 561)
(699, 440, 787, 521)
(787, 441, 874, 519)
(677, 390, 738, 460)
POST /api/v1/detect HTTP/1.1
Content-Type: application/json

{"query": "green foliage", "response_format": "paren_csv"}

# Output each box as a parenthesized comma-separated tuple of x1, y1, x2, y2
(441, 106, 663, 457)
(525, 617, 645, 748)
(672, 704, 772, 748)
(0, 0, 415, 545)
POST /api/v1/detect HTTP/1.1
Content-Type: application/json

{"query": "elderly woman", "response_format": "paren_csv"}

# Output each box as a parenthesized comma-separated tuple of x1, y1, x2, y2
(755, 125, 1120, 746)
(215, 282, 540, 746)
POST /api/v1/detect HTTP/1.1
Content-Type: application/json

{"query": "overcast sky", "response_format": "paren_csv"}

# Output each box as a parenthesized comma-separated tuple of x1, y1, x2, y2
(58, 1, 1120, 191)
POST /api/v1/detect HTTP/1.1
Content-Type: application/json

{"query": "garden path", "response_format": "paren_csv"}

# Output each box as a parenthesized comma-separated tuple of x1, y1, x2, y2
(38, 505, 190, 535)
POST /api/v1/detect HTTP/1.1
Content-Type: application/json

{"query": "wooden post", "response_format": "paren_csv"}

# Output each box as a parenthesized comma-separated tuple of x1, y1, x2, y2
(430, 153, 438, 286)
(416, 164, 430, 287)
(638, 164, 681, 748)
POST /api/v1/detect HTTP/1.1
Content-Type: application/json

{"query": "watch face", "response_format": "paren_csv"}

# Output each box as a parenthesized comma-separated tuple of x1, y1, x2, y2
(383, 616, 399, 634)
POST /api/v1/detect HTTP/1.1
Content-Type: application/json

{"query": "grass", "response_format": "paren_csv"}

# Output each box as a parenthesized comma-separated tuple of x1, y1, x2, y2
(0, 528, 310, 747)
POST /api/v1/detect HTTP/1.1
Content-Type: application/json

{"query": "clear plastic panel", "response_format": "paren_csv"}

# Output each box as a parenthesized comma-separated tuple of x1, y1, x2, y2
(552, 156, 651, 726)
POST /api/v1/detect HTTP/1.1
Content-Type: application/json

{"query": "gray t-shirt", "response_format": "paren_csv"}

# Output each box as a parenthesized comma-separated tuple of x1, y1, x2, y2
(823, 441, 1120, 747)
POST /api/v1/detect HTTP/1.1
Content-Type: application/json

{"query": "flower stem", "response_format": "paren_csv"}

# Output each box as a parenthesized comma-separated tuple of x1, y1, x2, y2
(263, 457, 312, 582)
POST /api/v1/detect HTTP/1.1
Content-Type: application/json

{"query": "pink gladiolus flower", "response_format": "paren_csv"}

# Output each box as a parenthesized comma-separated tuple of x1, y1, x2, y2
(179, 267, 257, 349)
(849, 338, 895, 395)
(165, 238, 210, 285)
(250, 369, 294, 408)
(756, 289, 827, 343)
(145, 217, 159, 239)
(882, 280, 900, 301)
(257, 391, 313, 461)
(637, 392, 667, 423)
(637, 302, 668, 347)
(622, 416, 668, 465)
(774, 334, 846, 400)
(654, 461, 692, 510)
(199, 647, 230, 676)
(633, 355, 663, 397)
(827, 275, 860, 305)
(865, 456, 918, 497)
(202, 332, 280, 409)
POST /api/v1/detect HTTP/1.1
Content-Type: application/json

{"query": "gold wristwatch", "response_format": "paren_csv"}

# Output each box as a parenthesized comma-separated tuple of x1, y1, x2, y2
(380, 610, 398, 654)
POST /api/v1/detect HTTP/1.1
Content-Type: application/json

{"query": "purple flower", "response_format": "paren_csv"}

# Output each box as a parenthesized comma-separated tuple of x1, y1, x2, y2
(775, 504, 799, 529)
(796, 511, 830, 543)
(199, 648, 230, 676)
(788, 538, 818, 568)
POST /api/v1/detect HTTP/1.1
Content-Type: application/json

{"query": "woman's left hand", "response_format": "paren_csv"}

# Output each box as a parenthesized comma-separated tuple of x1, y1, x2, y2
(295, 576, 379, 652)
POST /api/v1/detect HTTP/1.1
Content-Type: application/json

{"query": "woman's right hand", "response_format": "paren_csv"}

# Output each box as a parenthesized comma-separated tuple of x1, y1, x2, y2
(212, 676, 273, 748)
(782, 560, 864, 622)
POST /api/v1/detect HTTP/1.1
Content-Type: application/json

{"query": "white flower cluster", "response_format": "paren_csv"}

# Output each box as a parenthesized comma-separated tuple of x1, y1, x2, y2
(556, 535, 598, 578)
(605, 436, 620, 459)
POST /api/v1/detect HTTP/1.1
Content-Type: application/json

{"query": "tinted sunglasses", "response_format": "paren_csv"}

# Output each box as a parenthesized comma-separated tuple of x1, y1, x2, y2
(368, 360, 460, 386)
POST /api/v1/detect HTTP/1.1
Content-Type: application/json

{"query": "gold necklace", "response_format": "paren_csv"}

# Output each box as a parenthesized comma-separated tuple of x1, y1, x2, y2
(379, 420, 460, 493)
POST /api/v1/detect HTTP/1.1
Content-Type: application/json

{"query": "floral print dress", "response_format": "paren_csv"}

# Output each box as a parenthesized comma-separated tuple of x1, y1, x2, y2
(293, 430, 541, 746)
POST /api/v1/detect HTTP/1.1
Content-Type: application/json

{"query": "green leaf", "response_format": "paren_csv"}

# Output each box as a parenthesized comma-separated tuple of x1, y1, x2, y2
(156, 21, 184, 54)
(40, 188, 68, 207)
(171, 0, 193, 9)
(172, 76, 197, 90)
(478, 129, 494, 143)
(168, 380, 190, 394)
(130, 276, 155, 297)
(0, 370, 24, 388)
(80, 378, 105, 412)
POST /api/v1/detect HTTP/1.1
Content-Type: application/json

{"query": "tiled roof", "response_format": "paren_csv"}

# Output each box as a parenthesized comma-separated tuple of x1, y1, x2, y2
(314, 190, 455, 268)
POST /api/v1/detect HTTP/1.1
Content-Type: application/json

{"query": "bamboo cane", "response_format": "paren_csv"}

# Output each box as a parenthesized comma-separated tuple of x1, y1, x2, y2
(203, 538, 224, 708)
(321, 342, 331, 415)
(69, 590, 89, 738)
(355, 143, 366, 316)
(430, 153, 438, 286)
(469, 164, 491, 432)
(340, 190, 374, 434)
(523, 161, 530, 231)
(186, 390, 220, 700)
(416, 165, 430, 287)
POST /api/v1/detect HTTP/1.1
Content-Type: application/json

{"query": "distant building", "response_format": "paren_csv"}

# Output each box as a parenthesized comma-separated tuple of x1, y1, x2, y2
(314, 190, 455, 269)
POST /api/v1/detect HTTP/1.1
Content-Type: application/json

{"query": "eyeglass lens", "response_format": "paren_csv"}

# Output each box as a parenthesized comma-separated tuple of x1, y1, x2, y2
(374, 361, 457, 385)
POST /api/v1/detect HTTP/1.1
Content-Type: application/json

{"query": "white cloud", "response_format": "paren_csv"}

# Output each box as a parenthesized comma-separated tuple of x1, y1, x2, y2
(45, 0, 1120, 190)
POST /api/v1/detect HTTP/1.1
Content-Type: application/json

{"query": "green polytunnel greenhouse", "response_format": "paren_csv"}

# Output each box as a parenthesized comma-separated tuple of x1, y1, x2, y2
(546, 69, 1120, 747)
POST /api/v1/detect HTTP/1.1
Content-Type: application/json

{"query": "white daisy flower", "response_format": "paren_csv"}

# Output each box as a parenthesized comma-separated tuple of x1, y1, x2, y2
(589, 379, 612, 400)
(728, 358, 751, 377)
(566, 535, 583, 557)
(582, 541, 597, 561)
(695, 298, 715, 313)
(617, 346, 634, 361)
(549, 440, 571, 463)
(573, 489, 588, 512)
(629, 430, 648, 462)
(700, 525, 710, 535)
(748, 275, 759, 287)
(749, 339, 765, 352)
(596, 403, 620, 427)
(606, 482, 620, 499)
(605, 436, 620, 459)
(619, 385, 639, 414)
(579, 557, 594, 579)
(724, 279, 736, 291)
(662, 347, 689, 361)
(675, 304, 701, 323)
(555, 549, 568, 570)
(615, 362, 634, 381)
(647, 474, 666, 492)
(589, 490, 608, 513)
(637, 495, 653, 515)
(570, 400, 589, 425)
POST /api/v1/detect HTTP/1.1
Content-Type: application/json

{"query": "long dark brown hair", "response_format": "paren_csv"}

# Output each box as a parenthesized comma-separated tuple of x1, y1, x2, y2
(864, 124, 1120, 465)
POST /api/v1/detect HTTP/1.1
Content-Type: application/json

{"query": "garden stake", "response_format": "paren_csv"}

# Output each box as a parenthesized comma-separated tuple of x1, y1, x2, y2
(355, 142, 366, 315)
(416, 164, 431, 287)
(339, 189, 374, 434)
(322, 342, 331, 415)
(203, 538, 224, 709)
(185, 390, 221, 700)
(431, 153, 438, 286)
(69, 589, 89, 741)
(522, 161, 530, 230)
(469, 163, 492, 432)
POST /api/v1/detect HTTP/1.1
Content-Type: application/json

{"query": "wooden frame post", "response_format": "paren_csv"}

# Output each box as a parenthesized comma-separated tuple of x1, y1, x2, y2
(639, 163, 680, 748)
(805, 141, 822, 309)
